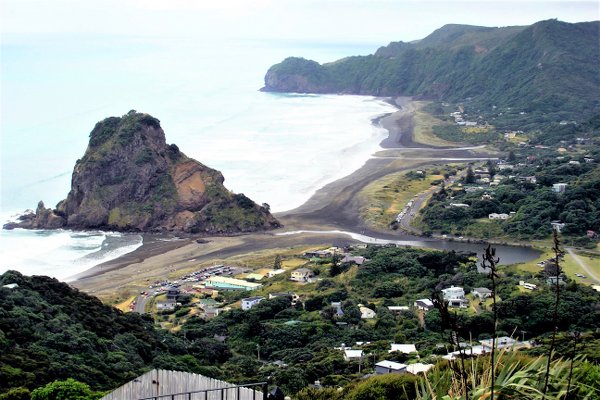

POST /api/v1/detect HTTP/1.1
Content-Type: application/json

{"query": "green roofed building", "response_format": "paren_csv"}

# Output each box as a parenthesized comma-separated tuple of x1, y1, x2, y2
(203, 276, 262, 291)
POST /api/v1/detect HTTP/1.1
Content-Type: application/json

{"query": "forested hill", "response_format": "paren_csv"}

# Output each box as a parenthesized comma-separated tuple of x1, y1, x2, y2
(0, 271, 185, 394)
(262, 19, 600, 129)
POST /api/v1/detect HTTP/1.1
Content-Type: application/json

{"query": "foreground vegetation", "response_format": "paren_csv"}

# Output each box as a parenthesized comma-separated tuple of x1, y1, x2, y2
(2, 236, 599, 398)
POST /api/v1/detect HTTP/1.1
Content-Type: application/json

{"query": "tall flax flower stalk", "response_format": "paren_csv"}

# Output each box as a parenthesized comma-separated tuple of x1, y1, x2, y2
(543, 230, 563, 398)
(481, 245, 500, 400)
(431, 291, 469, 398)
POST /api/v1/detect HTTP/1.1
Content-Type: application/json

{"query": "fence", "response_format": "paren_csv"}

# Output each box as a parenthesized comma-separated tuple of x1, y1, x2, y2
(100, 369, 266, 400)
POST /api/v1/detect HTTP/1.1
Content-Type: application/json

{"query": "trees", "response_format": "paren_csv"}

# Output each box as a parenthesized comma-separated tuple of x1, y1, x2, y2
(30, 379, 102, 400)
(465, 166, 476, 184)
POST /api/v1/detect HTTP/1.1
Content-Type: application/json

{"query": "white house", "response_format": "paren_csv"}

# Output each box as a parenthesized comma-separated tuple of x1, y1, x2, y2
(375, 360, 407, 374)
(552, 183, 568, 193)
(156, 301, 176, 311)
(241, 296, 264, 311)
(414, 299, 434, 311)
(290, 268, 314, 282)
(519, 281, 537, 290)
(266, 269, 286, 278)
(340, 255, 366, 265)
(442, 286, 468, 308)
(442, 286, 465, 300)
(489, 213, 509, 220)
(389, 344, 417, 354)
(449, 203, 470, 208)
(388, 306, 410, 313)
(550, 221, 566, 233)
(359, 305, 376, 319)
(343, 349, 363, 361)
(480, 336, 517, 351)
(472, 287, 492, 299)
(405, 363, 434, 375)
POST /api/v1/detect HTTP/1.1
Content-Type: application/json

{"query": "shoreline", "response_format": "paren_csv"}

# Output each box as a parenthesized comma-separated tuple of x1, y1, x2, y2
(70, 97, 505, 297)
(73, 96, 416, 283)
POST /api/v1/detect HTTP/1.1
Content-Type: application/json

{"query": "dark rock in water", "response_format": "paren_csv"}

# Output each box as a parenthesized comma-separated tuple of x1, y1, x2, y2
(4, 111, 280, 234)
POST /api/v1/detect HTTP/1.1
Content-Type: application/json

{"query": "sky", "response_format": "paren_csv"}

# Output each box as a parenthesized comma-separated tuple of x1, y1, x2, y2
(1, 0, 598, 44)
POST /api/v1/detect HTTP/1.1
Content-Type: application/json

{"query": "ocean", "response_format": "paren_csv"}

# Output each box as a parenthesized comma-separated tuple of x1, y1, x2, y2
(0, 35, 396, 280)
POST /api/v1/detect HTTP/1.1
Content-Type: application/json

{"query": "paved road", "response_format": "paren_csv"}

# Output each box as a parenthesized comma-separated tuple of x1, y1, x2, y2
(566, 247, 600, 284)
(134, 290, 156, 314)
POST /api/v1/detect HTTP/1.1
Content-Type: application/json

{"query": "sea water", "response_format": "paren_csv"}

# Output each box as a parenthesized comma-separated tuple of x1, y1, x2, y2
(1, 35, 394, 279)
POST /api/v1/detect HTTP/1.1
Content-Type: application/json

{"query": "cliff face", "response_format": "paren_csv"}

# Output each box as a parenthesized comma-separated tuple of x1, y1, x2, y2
(5, 111, 280, 234)
(262, 20, 600, 126)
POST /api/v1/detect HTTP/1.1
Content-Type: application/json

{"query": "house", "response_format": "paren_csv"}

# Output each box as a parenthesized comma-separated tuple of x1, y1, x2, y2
(290, 268, 314, 282)
(375, 360, 407, 374)
(203, 307, 221, 319)
(266, 269, 286, 278)
(443, 345, 488, 360)
(340, 255, 366, 265)
(359, 305, 376, 319)
(489, 213, 509, 220)
(550, 221, 566, 233)
(269, 292, 295, 300)
(241, 296, 265, 311)
(303, 250, 333, 259)
(156, 301, 176, 311)
(197, 298, 220, 310)
(165, 286, 180, 300)
(519, 281, 537, 290)
(442, 286, 465, 300)
(480, 337, 520, 351)
(389, 344, 418, 354)
(331, 302, 344, 317)
(449, 203, 470, 208)
(547, 276, 566, 286)
(552, 183, 568, 193)
(414, 299, 434, 311)
(472, 287, 492, 299)
(2, 283, 18, 289)
(203, 276, 262, 291)
(405, 363, 434, 375)
(442, 286, 468, 308)
(343, 349, 363, 361)
(388, 306, 410, 313)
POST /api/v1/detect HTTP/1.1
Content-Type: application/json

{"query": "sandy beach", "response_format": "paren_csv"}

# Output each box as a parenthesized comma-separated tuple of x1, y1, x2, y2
(72, 97, 495, 299)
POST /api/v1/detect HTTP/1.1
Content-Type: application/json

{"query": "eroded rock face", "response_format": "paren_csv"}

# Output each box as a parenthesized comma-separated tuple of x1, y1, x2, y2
(4, 111, 280, 234)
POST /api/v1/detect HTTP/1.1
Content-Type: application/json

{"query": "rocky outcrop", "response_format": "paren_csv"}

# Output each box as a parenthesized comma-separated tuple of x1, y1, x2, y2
(4, 111, 280, 234)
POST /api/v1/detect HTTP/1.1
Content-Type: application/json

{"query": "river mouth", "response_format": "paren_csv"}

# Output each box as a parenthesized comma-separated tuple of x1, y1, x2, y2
(277, 229, 541, 265)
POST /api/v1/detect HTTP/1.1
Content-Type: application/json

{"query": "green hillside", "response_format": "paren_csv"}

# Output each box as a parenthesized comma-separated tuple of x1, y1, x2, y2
(0, 271, 187, 394)
(263, 20, 600, 130)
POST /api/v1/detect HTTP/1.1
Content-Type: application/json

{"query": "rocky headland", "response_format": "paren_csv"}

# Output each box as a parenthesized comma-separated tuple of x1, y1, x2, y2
(4, 111, 280, 234)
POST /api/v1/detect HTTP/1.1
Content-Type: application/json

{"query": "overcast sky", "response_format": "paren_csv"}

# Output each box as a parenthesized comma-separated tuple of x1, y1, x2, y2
(2, 0, 598, 44)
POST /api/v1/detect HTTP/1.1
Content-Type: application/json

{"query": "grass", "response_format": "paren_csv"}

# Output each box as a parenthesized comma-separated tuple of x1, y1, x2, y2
(513, 243, 598, 285)
(561, 251, 599, 285)
(359, 170, 444, 230)
(413, 101, 463, 147)
(462, 219, 506, 240)
(114, 295, 136, 312)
